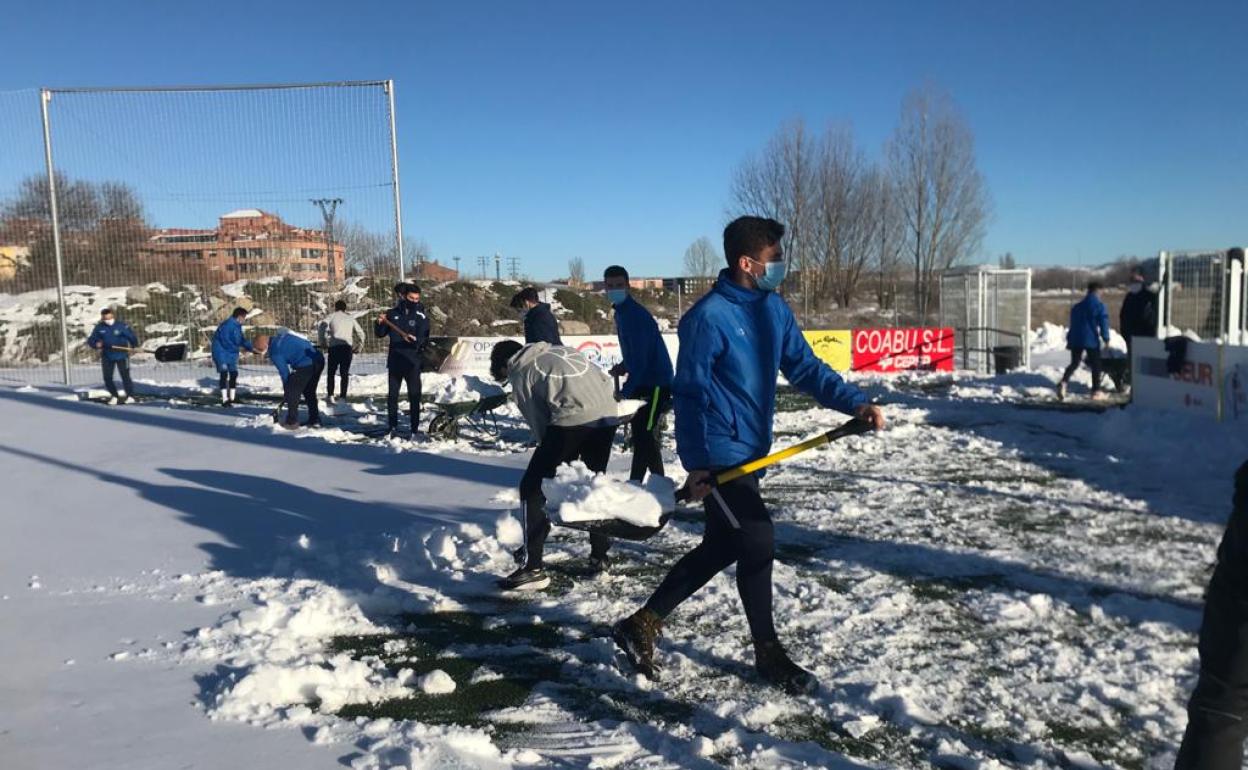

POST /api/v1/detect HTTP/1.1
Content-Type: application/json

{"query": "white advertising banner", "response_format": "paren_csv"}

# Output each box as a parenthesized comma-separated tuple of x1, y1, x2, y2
(435, 335, 680, 378)
(1131, 336, 1222, 420)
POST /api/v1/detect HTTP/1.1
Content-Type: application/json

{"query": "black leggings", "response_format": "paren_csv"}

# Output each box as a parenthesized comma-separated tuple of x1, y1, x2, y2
(218, 370, 238, 390)
(519, 423, 617, 567)
(327, 345, 353, 398)
(387, 366, 422, 431)
(1061, 347, 1103, 392)
(645, 474, 778, 642)
(284, 358, 323, 425)
(102, 358, 134, 398)
(629, 386, 670, 482)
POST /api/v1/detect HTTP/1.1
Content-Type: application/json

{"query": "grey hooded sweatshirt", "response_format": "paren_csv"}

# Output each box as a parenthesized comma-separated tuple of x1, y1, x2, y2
(318, 311, 366, 349)
(507, 342, 619, 442)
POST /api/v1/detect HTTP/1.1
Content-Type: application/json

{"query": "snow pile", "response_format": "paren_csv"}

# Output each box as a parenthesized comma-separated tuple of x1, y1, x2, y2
(1029, 322, 1068, 356)
(616, 398, 647, 421)
(542, 462, 676, 528)
(427, 375, 504, 404)
(416, 669, 457, 695)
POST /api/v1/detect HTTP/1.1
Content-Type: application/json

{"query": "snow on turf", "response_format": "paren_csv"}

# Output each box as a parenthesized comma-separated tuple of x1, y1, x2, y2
(427, 374, 504, 404)
(542, 462, 676, 527)
(6, 357, 1245, 768)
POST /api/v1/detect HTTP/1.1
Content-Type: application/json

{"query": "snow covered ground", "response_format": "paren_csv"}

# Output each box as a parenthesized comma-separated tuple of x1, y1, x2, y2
(2, 356, 1244, 768)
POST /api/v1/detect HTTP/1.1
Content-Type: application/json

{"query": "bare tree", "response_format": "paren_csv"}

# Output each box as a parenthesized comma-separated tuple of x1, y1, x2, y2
(338, 221, 390, 276)
(568, 256, 585, 286)
(405, 238, 430, 274)
(729, 119, 817, 315)
(886, 85, 990, 320)
(683, 236, 719, 277)
(998, 252, 1016, 269)
(811, 124, 875, 309)
(863, 165, 905, 312)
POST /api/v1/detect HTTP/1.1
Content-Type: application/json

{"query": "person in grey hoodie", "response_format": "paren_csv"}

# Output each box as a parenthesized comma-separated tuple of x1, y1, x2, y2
(318, 300, 366, 400)
(489, 339, 623, 590)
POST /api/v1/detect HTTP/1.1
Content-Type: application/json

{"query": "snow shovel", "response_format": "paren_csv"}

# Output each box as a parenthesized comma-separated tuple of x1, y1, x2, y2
(112, 343, 188, 362)
(557, 416, 876, 541)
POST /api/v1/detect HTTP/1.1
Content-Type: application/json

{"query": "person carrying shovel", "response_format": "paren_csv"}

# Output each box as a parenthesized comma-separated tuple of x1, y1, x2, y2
(86, 308, 139, 405)
(612, 215, 885, 695)
(376, 282, 430, 438)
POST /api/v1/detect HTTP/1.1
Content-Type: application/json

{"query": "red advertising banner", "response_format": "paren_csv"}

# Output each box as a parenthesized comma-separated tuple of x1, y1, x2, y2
(851, 327, 955, 373)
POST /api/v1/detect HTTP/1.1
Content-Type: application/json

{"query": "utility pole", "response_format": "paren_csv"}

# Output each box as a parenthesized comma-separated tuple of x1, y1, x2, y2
(494, 252, 501, 281)
(453, 256, 461, 279)
(507, 255, 520, 280)
(477, 255, 488, 279)
(310, 198, 343, 285)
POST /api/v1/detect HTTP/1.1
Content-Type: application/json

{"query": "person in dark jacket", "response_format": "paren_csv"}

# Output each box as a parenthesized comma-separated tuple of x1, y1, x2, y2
(1119, 270, 1158, 386)
(1057, 282, 1112, 400)
(1175, 462, 1248, 770)
(603, 265, 674, 482)
(376, 283, 430, 436)
(611, 216, 885, 695)
(510, 287, 563, 345)
(86, 308, 139, 404)
(211, 307, 254, 405)
(254, 330, 324, 429)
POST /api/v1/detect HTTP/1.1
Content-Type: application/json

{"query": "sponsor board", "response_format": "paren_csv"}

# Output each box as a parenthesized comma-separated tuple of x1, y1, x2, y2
(803, 330, 852, 371)
(1131, 336, 1221, 419)
(430, 335, 677, 378)
(851, 327, 955, 373)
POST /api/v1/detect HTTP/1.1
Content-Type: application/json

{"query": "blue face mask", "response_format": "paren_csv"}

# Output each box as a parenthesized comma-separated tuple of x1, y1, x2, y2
(749, 258, 787, 291)
(606, 288, 628, 305)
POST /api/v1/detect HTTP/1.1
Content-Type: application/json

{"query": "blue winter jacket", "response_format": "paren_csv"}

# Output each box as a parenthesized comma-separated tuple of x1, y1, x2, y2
(613, 295, 673, 398)
(674, 270, 868, 472)
(524, 302, 563, 346)
(86, 321, 139, 362)
(211, 317, 253, 367)
(268, 332, 323, 384)
(1066, 293, 1111, 350)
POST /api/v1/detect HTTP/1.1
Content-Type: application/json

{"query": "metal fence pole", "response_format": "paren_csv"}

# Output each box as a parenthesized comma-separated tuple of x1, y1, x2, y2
(385, 80, 405, 282)
(40, 89, 72, 385)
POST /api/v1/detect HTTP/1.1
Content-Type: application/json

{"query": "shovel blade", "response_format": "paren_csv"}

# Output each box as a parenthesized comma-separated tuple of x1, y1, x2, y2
(555, 511, 673, 541)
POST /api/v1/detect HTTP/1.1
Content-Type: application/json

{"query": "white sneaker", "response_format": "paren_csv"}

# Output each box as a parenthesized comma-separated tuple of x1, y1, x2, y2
(107, 396, 119, 405)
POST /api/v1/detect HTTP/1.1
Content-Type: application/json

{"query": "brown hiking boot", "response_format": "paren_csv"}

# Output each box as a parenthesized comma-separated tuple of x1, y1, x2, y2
(754, 639, 818, 695)
(612, 608, 663, 680)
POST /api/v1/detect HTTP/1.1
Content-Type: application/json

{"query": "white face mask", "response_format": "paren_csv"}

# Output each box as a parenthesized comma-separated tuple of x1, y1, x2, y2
(104, 318, 115, 326)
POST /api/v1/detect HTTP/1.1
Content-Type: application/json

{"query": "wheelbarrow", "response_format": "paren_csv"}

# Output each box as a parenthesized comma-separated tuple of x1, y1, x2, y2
(426, 392, 511, 440)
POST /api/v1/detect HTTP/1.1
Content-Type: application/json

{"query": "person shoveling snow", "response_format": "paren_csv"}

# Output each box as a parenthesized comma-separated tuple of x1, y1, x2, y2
(489, 339, 643, 591)
(542, 462, 676, 531)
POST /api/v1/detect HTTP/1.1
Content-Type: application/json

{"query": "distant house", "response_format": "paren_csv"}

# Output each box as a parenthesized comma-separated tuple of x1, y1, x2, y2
(0, 244, 31, 282)
(140, 209, 346, 284)
(588, 277, 667, 291)
(413, 259, 458, 283)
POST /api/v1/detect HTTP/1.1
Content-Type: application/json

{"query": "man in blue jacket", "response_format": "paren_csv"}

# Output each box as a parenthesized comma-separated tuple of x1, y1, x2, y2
(254, 330, 324, 429)
(86, 308, 139, 405)
(612, 216, 885, 695)
(1057, 282, 1111, 400)
(211, 307, 254, 406)
(603, 265, 674, 482)
(511, 287, 563, 345)
(376, 283, 430, 436)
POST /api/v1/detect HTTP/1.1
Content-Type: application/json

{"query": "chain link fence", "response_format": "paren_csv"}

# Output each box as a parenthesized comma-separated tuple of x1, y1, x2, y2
(1158, 249, 1245, 343)
(0, 81, 405, 387)
(938, 266, 1032, 372)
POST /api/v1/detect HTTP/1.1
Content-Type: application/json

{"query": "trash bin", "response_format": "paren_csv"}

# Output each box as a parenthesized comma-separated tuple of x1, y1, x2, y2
(992, 345, 1021, 374)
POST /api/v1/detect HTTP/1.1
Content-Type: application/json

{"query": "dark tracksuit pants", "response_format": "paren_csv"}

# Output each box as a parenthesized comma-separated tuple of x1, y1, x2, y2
(217, 370, 238, 391)
(1061, 347, 1104, 392)
(1176, 462, 1248, 769)
(628, 386, 671, 482)
(387, 362, 422, 432)
(518, 423, 617, 568)
(102, 358, 134, 398)
(327, 345, 353, 398)
(644, 473, 778, 643)
(284, 358, 324, 425)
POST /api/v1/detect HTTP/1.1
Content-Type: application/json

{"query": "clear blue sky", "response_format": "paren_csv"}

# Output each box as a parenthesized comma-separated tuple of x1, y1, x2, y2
(2, 0, 1245, 280)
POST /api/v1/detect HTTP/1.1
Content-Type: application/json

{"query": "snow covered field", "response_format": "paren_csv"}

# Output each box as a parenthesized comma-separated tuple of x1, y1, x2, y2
(2, 359, 1244, 768)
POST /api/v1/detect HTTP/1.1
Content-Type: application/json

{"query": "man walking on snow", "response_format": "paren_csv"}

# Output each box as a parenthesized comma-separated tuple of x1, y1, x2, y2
(254, 330, 324, 429)
(612, 215, 885, 695)
(1057, 282, 1111, 400)
(489, 339, 623, 590)
(319, 299, 365, 401)
(603, 264, 674, 482)
(510, 287, 563, 346)
(376, 283, 430, 437)
(211, 307, 254, 405)
(87, 308, 139, 405)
